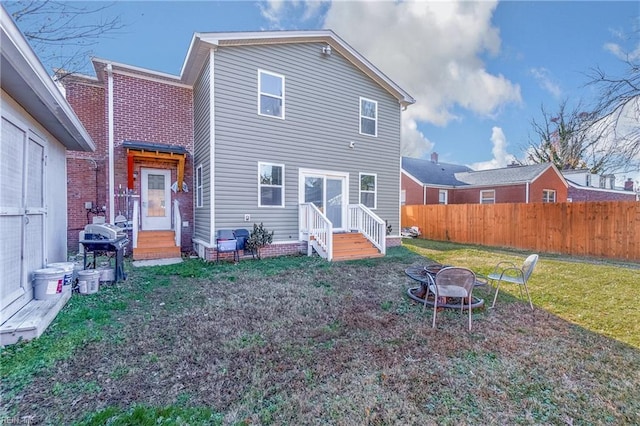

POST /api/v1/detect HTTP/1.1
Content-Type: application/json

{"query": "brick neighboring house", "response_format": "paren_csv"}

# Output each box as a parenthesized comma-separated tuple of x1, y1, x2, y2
(562, 169, 638, 202)
(61, 30, 415, 261)
(402, 154, 568, 204)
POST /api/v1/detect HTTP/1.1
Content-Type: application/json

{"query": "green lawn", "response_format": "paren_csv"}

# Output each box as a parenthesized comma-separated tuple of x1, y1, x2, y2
(403, 238, 640, 348)
(1, 241, 639, 425)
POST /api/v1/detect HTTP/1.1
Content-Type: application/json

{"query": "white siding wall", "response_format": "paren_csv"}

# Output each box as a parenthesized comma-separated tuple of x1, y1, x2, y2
(209, 42, 402, 242)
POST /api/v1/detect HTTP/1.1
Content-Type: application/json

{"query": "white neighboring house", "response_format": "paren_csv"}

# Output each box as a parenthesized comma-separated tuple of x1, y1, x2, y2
(561, 169, 638, 202)
(1, 6, 94, 345)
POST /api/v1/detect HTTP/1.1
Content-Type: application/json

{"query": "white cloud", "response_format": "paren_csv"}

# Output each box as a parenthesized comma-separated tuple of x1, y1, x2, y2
(469, 127, 516, 170)
(401, 119, 435, 157)
(530, 67, 562, 99)
(604, 41, 640, 62)
(259, 0, 522, 159)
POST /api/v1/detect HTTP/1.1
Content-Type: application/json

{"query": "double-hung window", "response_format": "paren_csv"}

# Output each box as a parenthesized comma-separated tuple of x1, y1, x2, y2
(360, 173, 377, 209)
(438, 189, 448, 205)
(480, 190, 495, 204)
(258, 162, 284, 207)
(359, 97, 377, 136)
(258, 70, 285, 119)
(196, 164, 203, 208)
(542, 189, 556, 203)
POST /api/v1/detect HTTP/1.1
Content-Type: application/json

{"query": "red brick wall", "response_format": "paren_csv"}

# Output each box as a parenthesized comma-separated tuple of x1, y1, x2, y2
(425, 187, 442, 204)
(204, 242, 306, 261)
(568, 187, 637, 202)
(401, 173, 424, 205)
(111, 73, 194, 249)
(64, 80, 108, 250)
(62, 70, 195, 253)
(530, 167, 568, 202)
(450, 185, 526, 204)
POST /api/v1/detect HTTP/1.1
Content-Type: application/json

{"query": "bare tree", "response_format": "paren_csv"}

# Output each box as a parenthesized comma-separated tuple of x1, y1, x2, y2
(528, 55, 640, 175)
(5, 0, 124, 76)
(586, 56, 640, 174)
(527, 100, 611, 173)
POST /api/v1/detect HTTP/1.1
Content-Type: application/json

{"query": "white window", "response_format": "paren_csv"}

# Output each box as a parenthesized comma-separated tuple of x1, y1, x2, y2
(359, 97, 377, 136)
(258, 162, 284, 207)
(542, 189, 556, 203)
(258, 70, 284, 119)
(480, 190, 495, 204)
(438, 189, 448, 205)
(599, 176, 606, 188)
(359, 173, 377, 209)
(196, 164, 203, 208)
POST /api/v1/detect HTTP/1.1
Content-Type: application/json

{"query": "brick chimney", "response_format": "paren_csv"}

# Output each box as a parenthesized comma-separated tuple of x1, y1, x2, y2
(624, 178, 634, 192)
(430, 152, 438, 163)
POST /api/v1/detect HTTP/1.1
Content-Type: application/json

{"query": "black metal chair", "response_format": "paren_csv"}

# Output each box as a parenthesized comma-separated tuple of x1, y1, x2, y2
(215, 229, 238, 263)
(233, 229, 250, 256)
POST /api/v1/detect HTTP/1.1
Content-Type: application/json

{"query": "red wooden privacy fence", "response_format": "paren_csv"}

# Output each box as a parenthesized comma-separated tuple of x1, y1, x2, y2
(401, 201, 640, 262)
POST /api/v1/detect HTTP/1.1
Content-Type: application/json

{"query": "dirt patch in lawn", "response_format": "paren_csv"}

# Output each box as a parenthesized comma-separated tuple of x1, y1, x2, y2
(4, 251, 640, 425)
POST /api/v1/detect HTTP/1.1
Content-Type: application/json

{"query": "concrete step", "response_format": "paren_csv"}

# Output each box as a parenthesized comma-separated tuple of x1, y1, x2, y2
(133, 246, 181, 260)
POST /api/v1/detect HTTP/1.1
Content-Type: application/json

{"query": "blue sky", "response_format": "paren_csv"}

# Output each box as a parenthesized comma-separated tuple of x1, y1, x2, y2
(10, 1, 639, 183)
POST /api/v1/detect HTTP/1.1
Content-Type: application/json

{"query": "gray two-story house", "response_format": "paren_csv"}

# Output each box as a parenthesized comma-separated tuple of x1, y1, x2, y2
(62, 30, 415, 261)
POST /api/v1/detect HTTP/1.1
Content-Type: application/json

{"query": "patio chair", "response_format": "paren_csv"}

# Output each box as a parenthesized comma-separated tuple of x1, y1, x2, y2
(424, 267, 476, 331)
(215, 229, 238, 263)
(233, 228, 250, 256)
(488, 254, 538, 310)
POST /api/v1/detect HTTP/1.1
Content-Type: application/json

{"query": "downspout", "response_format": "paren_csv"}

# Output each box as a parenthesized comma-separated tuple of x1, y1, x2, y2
(106, 63, 115, 224)
(526, 182, 530, 203)
(423, 185, 427, 204)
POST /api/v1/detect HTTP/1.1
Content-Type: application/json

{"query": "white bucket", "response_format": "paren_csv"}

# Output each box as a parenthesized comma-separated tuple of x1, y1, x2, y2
(47, 262, 75, 290)
(97, 264, 115, 284)
(98, 266, 116, 284)
(77, 269, 101, 295)
(33, 268, 64, 300)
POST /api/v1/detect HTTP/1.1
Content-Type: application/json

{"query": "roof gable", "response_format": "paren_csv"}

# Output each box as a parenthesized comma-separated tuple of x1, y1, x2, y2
(85, 30, 415, 109)
(184, 30, 415, 107)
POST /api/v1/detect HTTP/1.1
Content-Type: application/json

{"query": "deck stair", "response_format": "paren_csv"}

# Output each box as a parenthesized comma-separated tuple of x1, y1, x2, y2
(332, 232, 383, 261)
(133, 230, 181, 260)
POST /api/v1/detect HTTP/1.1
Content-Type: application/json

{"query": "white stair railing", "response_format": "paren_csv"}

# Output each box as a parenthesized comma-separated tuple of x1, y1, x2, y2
(299, 203, 333, 261)
(173, 199, 181, 247)
(348, 204, 386, 254)
(132, 200, 139, 249)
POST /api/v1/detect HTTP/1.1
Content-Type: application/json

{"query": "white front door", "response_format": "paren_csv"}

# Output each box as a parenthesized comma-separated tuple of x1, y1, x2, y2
(1, 117, 46, 323)
(300, 170, 348, 231)
(141, 168, 171, 230)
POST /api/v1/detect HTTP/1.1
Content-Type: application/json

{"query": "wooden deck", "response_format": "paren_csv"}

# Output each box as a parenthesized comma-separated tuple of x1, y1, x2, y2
(0, 289, 71, 346)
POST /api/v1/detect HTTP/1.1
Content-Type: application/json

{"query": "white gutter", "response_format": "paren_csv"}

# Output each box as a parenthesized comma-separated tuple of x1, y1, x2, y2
(106, 63, 115, 224)
(423, 185, 427, 204)
(526, 182, 530, 203)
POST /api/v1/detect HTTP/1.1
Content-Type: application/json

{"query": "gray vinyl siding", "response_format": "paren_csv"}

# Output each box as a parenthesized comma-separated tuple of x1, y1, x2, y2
(211, 42, 402, 241)
(193, 56, 212, 243)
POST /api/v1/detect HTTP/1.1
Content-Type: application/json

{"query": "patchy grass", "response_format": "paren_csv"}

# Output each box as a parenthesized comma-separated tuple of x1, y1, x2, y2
(404, 238, 640, 348)
(1, 244, 639, 425)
